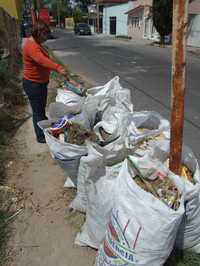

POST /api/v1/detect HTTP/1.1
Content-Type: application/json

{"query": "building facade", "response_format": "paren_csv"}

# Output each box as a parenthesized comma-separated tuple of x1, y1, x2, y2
(188, 0, 200, 47)
(102, 0, 134, 36)
(126, 0, 159, 41)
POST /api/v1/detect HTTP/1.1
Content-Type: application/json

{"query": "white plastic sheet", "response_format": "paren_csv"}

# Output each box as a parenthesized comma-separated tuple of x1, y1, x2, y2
(56, 88, 85, 114)
(87, 76, 133, 113)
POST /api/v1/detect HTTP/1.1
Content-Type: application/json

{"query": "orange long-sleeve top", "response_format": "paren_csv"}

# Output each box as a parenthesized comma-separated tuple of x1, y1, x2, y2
(23, 38, 63, 83)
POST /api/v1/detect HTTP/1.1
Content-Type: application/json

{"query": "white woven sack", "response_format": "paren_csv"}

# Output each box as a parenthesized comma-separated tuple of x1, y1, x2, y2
(175, 147, 200, 252)
(69, 142, 105, 212)
(69, 137, 126, 213)
(94, 110, 130, 166)
(44, 130, 87, 187)
(126, 111, 169, 148)
(96, 159, 185, 266)
(75, 162, 123, 249)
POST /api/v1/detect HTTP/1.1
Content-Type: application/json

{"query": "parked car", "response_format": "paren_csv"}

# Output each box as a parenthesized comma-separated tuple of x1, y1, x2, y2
(21, 19, 33, 37)
(74, 23, 91, 35)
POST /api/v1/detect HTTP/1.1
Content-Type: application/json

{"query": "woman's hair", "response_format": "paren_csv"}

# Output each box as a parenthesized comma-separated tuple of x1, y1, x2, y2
(32, 19, 50, 41)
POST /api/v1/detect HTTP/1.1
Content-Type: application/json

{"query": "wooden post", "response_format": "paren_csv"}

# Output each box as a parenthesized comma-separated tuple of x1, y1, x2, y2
(96, 0, 100, 33)
(57, 0, 61, 27)
(169, 0, 189, 174)
(33, 0, 40, 19)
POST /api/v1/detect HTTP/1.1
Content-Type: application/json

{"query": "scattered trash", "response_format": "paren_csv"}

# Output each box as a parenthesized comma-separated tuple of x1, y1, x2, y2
(6, 161, 13, 168)
(134, 173, 181, 210)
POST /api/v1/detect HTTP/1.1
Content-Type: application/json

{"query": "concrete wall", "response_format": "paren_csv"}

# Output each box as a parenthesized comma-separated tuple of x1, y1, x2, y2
(103, 3, 133, 36)
(188, 14, 200, 48)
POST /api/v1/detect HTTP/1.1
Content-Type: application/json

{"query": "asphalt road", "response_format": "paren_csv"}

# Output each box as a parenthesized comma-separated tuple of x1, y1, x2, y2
(47, 29, 200, 161)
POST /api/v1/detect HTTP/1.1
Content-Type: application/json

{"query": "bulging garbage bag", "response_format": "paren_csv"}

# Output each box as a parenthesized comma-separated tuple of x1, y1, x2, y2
(96, 159, 185, 266)
(75, 162, 123, 249)
(175, 146, 200, 253)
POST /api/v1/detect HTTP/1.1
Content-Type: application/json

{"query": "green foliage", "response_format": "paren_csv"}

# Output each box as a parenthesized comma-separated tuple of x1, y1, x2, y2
(165, 249, 200, 266)
(76, 0, 91, 13)
(72, 7, 85, 23)
(0, 58, 25, 107)
(41, 0, 91, 23)
(152, 0, 173, 44)
(50, 0, 73, 24)
(0, 211, 12, 266)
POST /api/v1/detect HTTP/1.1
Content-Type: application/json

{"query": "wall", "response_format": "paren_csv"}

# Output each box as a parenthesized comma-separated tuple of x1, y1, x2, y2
(103, 3, 131, 36)
(187, 14, 200, 47)
(127, 9, 144, 38)
(0, 0, 22, 19)
(127, 0, 159, 41)
(0, 7, 21, 71)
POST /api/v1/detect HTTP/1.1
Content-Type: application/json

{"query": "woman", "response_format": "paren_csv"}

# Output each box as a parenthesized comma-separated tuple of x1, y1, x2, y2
(22, 19, 68, 143)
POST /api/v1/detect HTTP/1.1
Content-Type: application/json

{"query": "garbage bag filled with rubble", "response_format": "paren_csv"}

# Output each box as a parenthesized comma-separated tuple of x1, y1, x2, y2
(87, 76, 133, 113)
(43, 117, 96, 188)
(96, 158, 185, 266)
(126, 111, 169, 148)
(75, 161, 123, 249)
(173, 146, 200, 253)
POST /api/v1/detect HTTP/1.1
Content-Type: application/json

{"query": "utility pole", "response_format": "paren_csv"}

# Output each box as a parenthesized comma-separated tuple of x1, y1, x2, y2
(57, 0, 61, 27)
(33, 0, 40, 19)
(96, 0, 100, 33)
(169, 0, 189, 175)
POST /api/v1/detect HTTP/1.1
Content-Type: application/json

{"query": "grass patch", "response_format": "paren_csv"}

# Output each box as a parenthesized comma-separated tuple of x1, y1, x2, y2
(0, 211, 12, 266)
(164, 249, 200, 266)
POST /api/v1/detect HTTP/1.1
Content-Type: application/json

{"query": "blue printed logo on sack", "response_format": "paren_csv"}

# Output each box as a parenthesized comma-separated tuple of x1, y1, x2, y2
(96, 211, 140, 266)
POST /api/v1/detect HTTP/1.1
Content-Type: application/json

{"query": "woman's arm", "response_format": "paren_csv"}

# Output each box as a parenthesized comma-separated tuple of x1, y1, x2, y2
(29, 43, 67, 75)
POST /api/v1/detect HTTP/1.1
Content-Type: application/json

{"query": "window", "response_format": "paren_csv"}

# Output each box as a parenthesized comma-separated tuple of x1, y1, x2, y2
(131, 17, 141, 28)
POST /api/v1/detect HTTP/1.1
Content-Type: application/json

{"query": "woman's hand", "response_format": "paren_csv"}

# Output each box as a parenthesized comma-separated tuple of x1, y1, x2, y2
(58, 66, 70, 80)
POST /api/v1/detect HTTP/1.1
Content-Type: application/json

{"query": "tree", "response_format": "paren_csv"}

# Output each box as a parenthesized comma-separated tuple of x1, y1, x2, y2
(72, 7, 84, 23)
(50, 0, 72, 25)
(152, 0, 173, 44)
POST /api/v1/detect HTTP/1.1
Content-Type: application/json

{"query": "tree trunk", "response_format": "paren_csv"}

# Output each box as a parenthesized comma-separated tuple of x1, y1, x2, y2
(160, 34, 165, 44)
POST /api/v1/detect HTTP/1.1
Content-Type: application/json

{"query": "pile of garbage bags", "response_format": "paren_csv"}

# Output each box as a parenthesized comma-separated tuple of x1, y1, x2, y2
(39, 76, 200, 266)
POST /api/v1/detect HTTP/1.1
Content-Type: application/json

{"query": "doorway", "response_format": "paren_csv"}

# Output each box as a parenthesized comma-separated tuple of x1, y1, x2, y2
(110, 16, 116, 35)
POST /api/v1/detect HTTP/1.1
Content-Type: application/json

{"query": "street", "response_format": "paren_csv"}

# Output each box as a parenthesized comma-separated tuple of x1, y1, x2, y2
(47, 29, 200, 161)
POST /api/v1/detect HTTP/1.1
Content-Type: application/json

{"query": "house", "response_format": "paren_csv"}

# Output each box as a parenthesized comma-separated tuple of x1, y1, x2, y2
(101, 0, 135, 36)
(126, 0, 200, 46)
(126, 0, 159, 41)
(188, 0, 200, 47)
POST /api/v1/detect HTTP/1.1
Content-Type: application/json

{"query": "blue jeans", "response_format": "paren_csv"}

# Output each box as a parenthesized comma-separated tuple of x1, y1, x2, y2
(23, 79, 48, 141)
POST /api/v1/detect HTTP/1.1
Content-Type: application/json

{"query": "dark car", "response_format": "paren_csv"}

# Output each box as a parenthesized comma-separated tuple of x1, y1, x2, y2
(74, 23, 91, 35)
(21, 19, 33, 37)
